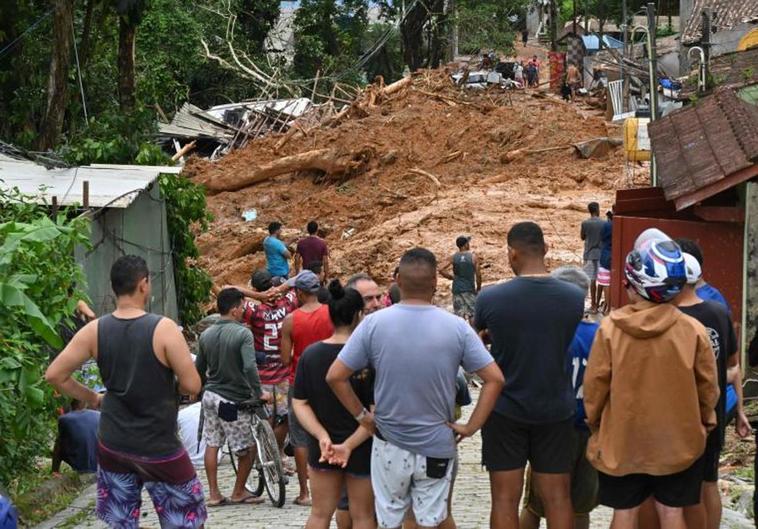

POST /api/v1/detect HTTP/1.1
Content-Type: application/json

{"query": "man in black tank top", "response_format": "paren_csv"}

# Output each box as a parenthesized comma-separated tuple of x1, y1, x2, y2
(46, 255, 206, 529)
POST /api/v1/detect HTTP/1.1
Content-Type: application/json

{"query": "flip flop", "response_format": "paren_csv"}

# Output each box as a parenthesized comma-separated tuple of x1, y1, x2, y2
(208, 497, 230, 507)
(230, 494, 265, 505)
(293, 497, 312, 507)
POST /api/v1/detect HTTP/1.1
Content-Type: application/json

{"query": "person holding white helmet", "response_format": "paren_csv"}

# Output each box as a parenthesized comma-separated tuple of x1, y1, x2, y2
(583, 237, 719, 529)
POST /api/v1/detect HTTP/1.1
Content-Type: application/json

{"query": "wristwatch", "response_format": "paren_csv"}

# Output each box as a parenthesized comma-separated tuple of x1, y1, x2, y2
(354, 407, 369, 422)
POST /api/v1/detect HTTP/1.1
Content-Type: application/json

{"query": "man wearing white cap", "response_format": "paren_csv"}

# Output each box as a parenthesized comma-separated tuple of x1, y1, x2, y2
(659, 253, 751, 529)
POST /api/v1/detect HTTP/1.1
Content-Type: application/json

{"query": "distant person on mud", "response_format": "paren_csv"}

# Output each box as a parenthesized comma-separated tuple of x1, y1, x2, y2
(514, 61, 525, 88)
(566, 62, 583, 100)
(580, 202, 605, 313)
(264, 221, 291, 280)
(597, 211, 613, 314)
(529, 55, 541, 87)
(440, 235, 481, 324)
(522, 29, 529, 47)
(525, 61, 538, 88)
(296, 220, 329, 278)
(46, 255, 206, 529)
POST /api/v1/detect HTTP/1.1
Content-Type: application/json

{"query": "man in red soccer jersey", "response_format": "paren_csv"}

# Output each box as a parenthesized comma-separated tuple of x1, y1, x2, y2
(241, 270, 299, 452)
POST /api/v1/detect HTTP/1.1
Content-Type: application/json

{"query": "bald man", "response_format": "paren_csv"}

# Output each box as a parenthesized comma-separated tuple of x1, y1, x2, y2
(327, 248, 504, 529)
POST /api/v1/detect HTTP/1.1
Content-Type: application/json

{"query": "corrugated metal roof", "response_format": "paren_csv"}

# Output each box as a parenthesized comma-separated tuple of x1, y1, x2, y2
(0, 159, 181, 208)
(649, 87, 758, 209)
(682, 0, 758, 44)
(679, 47, 758, 98)
(581, 34, 624, 50)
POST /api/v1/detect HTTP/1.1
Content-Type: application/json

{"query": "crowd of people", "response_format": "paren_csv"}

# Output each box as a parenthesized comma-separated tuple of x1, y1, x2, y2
(43, 213, 758, 529)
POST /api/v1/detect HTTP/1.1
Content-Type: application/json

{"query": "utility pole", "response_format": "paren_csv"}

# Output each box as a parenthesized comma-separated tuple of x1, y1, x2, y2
(702, 7, 712, 87)
(549, 0, 558, 51)
(447, 0, 458, 61)
(621, 0, 627, 111)
(573, 0, 577, 34)
(646, 2, 658, 186)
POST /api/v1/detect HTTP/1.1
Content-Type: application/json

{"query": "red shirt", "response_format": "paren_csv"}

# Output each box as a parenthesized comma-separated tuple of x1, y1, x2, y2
(296, 236, 328, 268)
(290, 304, 334, 384)
(242, 292, 298, 385)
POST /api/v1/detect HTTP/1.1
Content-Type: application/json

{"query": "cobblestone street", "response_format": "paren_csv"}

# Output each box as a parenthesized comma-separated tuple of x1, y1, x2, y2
(39, 391, 622, 529)
(37, 392, 754, 529)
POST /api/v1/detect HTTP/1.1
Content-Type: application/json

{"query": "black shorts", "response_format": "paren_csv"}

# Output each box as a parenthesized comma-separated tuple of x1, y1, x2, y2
(307, 437, 372, 477)
(703, 430, 720, 483)
(598, 456, 705, 509)
(481, 412, 574, 473)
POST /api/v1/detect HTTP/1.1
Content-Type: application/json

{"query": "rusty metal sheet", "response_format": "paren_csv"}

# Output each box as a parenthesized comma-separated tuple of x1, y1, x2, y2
(610, 215, 744, 325)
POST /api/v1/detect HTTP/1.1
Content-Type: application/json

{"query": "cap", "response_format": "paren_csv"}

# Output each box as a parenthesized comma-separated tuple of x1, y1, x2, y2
(634, 228, 670, 250)
(251, 269, 272, 292)
(286, 270, 321, 293)
(683, 253, 703, 285)
(456, 235, 471, 248)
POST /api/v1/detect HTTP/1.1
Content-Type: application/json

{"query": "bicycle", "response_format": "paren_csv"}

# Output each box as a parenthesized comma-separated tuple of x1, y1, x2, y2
(227, 401, 286, 508)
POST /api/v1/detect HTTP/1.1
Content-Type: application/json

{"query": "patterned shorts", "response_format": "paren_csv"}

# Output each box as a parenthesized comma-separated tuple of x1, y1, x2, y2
(371, 437, 455, 529)
(201, 391, 255, 454)
(261, 380, 289, 420)
(96, 468, 206, 529)
(453, 292, 477, 320)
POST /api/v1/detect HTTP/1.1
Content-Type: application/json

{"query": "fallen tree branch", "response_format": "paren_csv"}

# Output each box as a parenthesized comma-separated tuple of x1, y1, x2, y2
(408, 167, 441, 187)
(201, 147, 377, 193)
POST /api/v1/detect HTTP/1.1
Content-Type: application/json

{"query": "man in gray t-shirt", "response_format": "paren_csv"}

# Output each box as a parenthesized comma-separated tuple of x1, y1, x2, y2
(580, 201, 605, 312)
(327, 248, 503, 529)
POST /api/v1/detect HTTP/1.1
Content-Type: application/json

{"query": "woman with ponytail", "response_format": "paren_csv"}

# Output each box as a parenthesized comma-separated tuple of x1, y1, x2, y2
(292, 279, 376, 529)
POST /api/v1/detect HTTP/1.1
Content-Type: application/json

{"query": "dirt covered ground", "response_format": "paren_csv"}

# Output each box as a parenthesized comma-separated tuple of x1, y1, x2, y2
(185, 68, 648, 306)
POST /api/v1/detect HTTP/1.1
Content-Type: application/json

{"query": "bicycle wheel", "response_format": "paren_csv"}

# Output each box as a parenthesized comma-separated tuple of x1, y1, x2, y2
(227, 436, 265, 497)
(255, 418, 286, 507)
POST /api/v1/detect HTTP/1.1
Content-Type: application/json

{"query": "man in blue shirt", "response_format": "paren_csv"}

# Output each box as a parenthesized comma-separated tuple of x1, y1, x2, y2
(264, 221, 291, 279)
(52, 399, 100, 473)
(520, 266, 599, 529)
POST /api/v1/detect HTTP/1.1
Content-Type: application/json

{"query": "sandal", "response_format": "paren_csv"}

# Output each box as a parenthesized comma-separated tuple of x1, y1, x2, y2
(230, 494, 265, 505)
(293, 497, 312, 507)
(208, 497, 230, 507)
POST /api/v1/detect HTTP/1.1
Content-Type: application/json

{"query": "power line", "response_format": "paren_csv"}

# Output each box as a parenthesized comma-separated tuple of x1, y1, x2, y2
(0, 9, 54, 59)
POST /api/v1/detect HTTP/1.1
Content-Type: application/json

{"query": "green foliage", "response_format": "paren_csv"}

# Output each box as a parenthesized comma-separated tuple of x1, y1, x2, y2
(0, 189, 90, 489)
(457, 0, 527, 56)
(292, 0, 369, 81)
(362, 23, 404, 83)
(60, 108, 169, 165)
(158, 174, 213, 326)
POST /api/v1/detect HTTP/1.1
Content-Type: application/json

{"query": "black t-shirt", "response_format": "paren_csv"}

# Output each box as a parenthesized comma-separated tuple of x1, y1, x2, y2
(475, 276, 584, 423)
(679, 301, 737, 447)
(293, 342, 374, 445)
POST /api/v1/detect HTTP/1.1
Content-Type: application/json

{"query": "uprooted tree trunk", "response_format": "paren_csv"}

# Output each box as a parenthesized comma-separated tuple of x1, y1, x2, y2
(201, 147, 376, 194)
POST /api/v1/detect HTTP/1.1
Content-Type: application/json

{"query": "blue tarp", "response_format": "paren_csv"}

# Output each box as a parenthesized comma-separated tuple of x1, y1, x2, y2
(581, 35, 624, 51)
